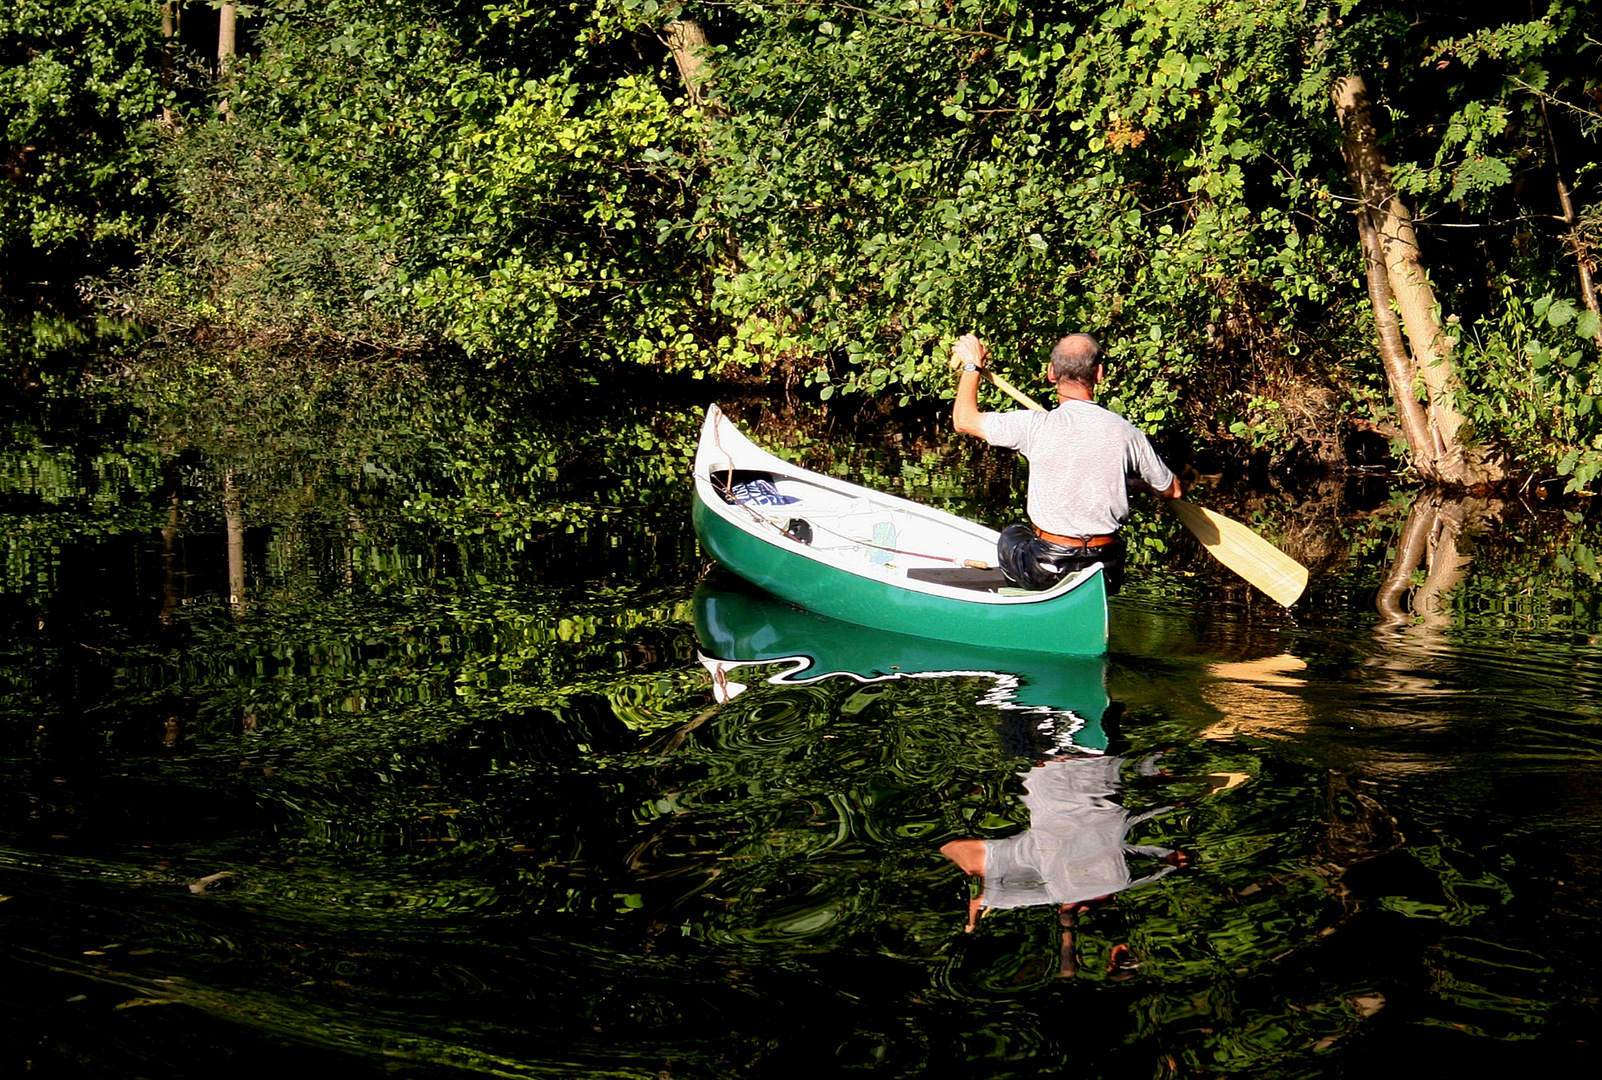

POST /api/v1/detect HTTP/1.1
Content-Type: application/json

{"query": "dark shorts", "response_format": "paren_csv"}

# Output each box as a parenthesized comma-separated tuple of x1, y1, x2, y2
(997, 523, 1126, 595)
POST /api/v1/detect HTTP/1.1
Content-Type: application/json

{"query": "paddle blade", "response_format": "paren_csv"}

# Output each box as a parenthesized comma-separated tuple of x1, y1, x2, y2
(1168, 500, 1308, 607)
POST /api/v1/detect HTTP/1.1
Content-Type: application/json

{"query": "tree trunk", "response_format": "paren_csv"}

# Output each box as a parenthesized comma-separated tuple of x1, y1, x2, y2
(217, 3, 237, 74)
(223, 467, 247, 619)
(1333, 74, 1501, 487)
(217, 3, 237, 118)
(159, 3, 177, 126)
(664, 19, 723, 116)
(663, 18, 740, 286)
(1539, 97, 1602, 351)
(1356, 206, 1437, 477)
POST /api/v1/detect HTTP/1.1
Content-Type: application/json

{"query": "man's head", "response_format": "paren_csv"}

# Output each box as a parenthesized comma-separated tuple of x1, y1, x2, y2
(1048, 333, 1102, 388)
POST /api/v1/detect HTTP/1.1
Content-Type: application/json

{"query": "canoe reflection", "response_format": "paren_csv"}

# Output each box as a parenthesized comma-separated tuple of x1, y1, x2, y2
(695, 574, 1192, 976)
(693, 573, 1111, 753)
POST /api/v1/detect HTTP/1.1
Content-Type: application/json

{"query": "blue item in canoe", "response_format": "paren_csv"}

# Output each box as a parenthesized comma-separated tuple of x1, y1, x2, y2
(731, 478, 799, 506)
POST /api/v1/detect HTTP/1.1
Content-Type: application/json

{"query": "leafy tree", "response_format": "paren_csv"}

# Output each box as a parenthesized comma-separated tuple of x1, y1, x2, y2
(1318, 1, 1602, 485)
(107, 1, 714, 369)
(0, 0, 171, 302)
(684, 0, 1599, 476)
(11, 0, 1602, 481)
(663, 1, 1366, 453)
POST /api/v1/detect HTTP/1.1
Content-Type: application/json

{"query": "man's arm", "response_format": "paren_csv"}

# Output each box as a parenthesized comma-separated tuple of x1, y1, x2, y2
(1128, 474, 1183, 500)
(1140, 474, 1183, 499)
(1127, 455, 1191, 503)
(951, 333, 989, 438)
(1127, 430, 1183, 500)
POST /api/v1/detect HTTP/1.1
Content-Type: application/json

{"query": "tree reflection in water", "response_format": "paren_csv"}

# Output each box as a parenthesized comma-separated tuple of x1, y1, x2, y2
(5, 343, 1602, 1074)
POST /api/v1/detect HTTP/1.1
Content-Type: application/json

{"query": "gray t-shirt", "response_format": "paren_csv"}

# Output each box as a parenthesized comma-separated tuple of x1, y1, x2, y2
(981, 401, 1174, 538)
(981, 756, 1178, 909)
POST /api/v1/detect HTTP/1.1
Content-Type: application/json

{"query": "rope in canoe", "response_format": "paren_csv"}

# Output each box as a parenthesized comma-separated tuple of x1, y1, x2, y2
(777, 512, 992, 568)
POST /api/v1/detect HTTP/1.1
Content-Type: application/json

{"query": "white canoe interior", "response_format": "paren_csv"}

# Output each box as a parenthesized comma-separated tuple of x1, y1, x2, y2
(695, 405, 1100, 603)
(715, 470, 997, 576)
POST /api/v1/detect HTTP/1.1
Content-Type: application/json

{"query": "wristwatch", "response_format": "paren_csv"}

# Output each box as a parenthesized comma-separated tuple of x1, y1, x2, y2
(963, 363, 980, 372)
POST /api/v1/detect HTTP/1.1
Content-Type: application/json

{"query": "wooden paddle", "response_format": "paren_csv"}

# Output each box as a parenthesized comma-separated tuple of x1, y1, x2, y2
(959, 362, 1309, 608)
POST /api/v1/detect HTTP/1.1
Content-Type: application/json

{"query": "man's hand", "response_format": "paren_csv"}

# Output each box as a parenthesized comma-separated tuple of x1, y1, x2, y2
(950, 334, 992, 438)
(1129, 475, 1184, 500)
(951, 332, 988, 371)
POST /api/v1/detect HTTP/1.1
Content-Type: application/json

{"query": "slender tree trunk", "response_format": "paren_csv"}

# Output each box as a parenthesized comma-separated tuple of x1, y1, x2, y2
(1539, 97, 1602, 351)
(217, 3, 237, 118)
(159, 2, 177, 126)
(217, 3, 237, 74)
(223, 467, 247, 619)
(1356, 207, 1437, 477)
(1333, 74, 1500, 487)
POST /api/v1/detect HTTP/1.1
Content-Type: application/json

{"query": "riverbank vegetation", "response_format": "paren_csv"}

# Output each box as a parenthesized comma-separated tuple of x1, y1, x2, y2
(3, 1, 1599, 485)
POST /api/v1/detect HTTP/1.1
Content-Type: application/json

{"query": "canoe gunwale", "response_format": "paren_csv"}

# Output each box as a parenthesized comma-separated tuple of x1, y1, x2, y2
(693, 406, 1101, 608)
(691, 404, 1109, 654)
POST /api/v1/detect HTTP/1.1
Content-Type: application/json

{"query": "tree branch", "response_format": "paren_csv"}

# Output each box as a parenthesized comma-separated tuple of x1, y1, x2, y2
(697, 2, 1009, 42)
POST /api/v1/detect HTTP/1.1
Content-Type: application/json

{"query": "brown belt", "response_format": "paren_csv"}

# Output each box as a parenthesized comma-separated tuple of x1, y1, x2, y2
(1035, 525, 1117, 548)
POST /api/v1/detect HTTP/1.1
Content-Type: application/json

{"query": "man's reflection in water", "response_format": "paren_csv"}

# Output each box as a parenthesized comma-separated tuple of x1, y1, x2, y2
(941, 719, 1189, 977)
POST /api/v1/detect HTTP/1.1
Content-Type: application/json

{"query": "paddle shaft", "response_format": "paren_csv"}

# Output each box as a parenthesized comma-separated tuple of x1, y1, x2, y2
(977, 368, 1047, 412)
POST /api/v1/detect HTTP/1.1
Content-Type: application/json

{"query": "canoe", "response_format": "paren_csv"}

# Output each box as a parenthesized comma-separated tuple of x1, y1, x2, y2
(690, 404, 1108, 654)
(693, 574, 1112, 753)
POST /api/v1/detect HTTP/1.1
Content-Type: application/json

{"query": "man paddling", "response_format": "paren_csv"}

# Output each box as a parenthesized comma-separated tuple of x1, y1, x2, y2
(951, 332, 1181, 593)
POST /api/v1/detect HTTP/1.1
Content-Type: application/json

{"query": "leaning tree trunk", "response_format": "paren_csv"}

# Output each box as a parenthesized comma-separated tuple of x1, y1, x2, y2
(1355, 207, 1437, 477)
(1539, 97, 1602, 351)
(1333, 74, 1501, 487)
(664, 19, 723, 117)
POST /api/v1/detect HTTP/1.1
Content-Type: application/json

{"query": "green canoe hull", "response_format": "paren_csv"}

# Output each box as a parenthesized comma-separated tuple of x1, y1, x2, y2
(691, 405, 1108, 655)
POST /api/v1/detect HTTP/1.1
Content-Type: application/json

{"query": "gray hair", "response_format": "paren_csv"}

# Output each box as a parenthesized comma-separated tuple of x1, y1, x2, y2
(1048, 333, 1101, 385)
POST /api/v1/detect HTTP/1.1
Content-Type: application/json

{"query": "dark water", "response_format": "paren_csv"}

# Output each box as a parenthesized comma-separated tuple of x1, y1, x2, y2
(4, 333, 1601, 1076)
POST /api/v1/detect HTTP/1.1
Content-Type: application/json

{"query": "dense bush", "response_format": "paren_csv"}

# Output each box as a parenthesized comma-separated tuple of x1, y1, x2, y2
(4, 0, 1599, 476)
(102, 2, 710, 370)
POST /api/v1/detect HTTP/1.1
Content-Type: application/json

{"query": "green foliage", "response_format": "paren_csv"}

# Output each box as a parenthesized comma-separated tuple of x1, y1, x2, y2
(1460, 287, 1602, 491)
(8, 0, 1602, 476)
(1341, 1, 1602, 477)
(107, 0, 712, 367)
(415, 68, 706, 365)
(690, 0, 1368, 440)
(0, 0, 170, 295)
(103, 118, 425, 344)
